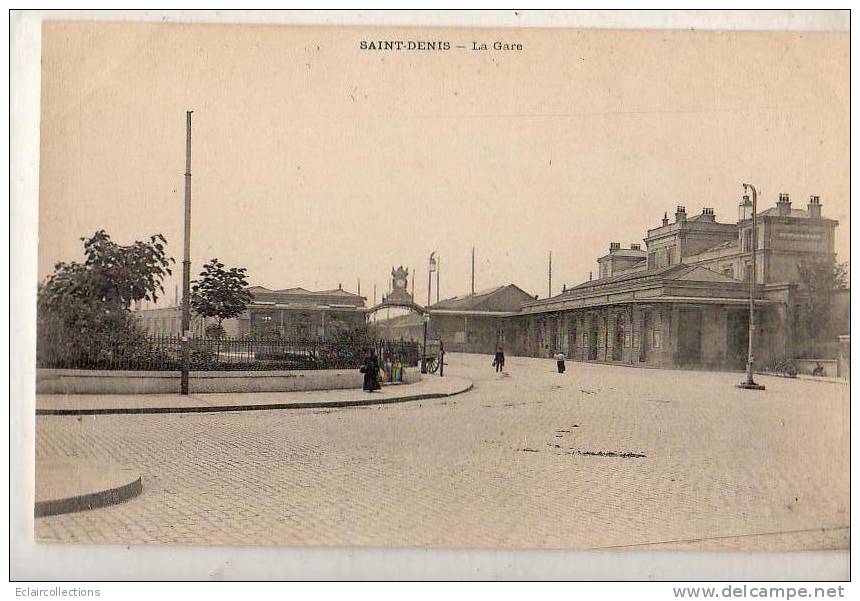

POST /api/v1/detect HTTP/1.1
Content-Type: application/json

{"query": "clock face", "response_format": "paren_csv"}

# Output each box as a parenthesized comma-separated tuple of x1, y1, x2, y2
(395, 278, 406, 289)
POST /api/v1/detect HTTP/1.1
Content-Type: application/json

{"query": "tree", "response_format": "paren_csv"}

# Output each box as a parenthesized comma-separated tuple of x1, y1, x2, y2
(40, 230, 174, 311)
(796, 255, 848, 343)
(190, 259, 253, 335)
(37, 230, 175, 367)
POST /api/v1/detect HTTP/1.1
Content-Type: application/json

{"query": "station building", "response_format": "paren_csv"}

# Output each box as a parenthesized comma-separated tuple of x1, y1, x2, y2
(134, 284, 366, 339)
(230, 285, 366, 338)
(511, 194, 842, 370)
(372, 284, 534, 353)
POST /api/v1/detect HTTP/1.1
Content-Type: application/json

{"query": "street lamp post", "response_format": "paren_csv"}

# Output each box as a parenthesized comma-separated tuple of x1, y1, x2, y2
(422, 252, 436, 373)
(738, 183, 765, 390)
(180, 110, 193, 395)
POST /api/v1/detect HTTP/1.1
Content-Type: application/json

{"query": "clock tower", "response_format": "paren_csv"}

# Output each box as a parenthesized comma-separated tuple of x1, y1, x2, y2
(387, 266, 413, 303)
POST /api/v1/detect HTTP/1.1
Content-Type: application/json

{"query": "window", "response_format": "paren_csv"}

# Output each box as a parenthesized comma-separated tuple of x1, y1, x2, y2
(722, 265, 734, 278)
(624, 330, 632, 347)
(652, 330, 662, 349)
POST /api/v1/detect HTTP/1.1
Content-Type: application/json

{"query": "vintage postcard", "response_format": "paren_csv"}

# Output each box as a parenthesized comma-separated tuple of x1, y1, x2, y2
(18, 11, 851, 581)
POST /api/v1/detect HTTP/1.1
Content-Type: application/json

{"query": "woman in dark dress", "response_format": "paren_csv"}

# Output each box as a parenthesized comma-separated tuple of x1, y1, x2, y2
(362, 349, 381, 392)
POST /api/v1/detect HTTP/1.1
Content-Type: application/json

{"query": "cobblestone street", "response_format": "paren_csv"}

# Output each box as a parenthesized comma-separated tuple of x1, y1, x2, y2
(35, 353, 849, 550)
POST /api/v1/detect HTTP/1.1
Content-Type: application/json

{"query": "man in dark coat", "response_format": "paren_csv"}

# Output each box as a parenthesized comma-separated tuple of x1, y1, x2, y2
(493, 347, 505, 373)
(362, 349, 381, 392)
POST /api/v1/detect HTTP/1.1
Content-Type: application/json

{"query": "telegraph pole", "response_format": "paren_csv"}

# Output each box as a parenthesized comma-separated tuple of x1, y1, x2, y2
(180, 110, 193, 395)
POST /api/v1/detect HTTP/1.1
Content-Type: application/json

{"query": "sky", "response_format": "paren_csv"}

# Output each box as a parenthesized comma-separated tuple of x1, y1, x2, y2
(38, 22, 849, 307)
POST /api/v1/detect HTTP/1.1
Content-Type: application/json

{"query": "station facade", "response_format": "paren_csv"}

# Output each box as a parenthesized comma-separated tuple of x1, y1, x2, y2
(508, 194, 842, 370)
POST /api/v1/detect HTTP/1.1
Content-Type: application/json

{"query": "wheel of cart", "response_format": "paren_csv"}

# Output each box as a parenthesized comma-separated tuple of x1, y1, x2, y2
(423, 339, 442, 374)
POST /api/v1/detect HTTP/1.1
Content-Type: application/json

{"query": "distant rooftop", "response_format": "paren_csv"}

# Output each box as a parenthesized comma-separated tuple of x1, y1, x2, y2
(554, 263, 740, 299)
(247, 285, 365, 307)
(248, 285, 362, 297)
(430, 285, 507, 310)
(757, 207, 817, 219)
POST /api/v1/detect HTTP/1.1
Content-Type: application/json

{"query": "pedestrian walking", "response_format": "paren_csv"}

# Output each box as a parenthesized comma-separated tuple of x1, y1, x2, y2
(555, 352, 566, 374)
(361, 348, 381, 392)
(492, 347, 506, 373)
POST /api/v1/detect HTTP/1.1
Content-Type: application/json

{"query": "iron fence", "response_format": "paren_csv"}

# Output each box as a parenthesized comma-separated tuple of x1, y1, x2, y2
(37, 333, 421, 372)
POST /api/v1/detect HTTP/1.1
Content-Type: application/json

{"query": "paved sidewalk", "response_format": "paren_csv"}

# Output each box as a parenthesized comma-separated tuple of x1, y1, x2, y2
(36, 460, 142, 517)
(36, 376, 472, 415)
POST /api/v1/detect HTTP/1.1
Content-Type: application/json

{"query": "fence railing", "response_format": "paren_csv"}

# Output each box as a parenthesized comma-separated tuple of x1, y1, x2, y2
(37, 333, 421, 372)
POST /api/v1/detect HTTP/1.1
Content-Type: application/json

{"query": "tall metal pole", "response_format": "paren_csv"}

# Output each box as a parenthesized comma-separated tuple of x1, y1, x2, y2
(427, 258, 433, 307)
(423, 252, 436, 374)
(436, 256, 440, 303)
(739, 182, 765, 390)
(548, 251, 552, 298)
(180, 110, 193, 395)
(471, 247, 475, 295)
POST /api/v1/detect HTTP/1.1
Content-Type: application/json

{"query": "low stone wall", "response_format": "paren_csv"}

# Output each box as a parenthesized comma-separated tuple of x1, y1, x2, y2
(794, 359, 839, 378)
(838, 335, 850, 380)
(36, 367, 421, 395)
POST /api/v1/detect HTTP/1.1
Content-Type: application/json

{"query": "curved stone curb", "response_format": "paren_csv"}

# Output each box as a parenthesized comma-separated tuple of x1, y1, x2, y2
(36, 381, 474, 416)
(35, 474, 142, 518)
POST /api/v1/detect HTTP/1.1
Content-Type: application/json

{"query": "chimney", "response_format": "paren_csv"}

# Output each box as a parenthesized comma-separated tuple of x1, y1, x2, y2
(777, 193, 792, 217)
(675, 206, 687, 222)
(662, 212, 669, 227)
(630, 243, 641, 251)
(609, 242, 621, 252)
(807, 195, 821, 219)
(700, 207, 715, 221)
